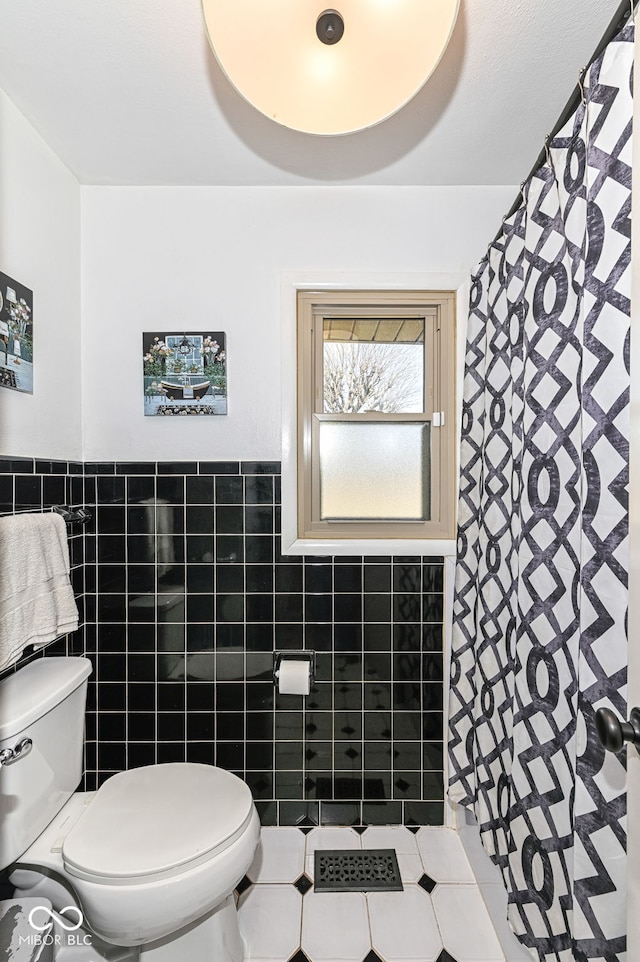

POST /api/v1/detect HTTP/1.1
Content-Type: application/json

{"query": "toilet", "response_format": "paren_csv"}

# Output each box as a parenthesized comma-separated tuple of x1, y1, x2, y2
(0, 657, 260, 961)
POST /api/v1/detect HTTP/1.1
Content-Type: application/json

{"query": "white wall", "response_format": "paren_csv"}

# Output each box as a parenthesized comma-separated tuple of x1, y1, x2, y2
(0, 95, 515, 467)
(0, 89, 81, 461)
(81, 185, 514, 462)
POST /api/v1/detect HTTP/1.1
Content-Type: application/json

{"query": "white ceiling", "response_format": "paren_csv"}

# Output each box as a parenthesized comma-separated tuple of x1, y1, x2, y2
(0, 0, 624, 187)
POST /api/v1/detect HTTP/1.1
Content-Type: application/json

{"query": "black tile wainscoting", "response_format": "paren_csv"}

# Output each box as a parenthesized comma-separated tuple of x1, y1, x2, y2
(0, 457, 446, 827)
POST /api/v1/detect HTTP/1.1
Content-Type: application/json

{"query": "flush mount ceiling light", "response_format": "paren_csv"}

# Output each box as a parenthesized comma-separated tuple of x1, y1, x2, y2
(201, 0, 460, 135)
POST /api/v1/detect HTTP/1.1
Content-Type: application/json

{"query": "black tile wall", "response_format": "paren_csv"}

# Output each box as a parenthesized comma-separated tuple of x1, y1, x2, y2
(0, 456, 446, 827)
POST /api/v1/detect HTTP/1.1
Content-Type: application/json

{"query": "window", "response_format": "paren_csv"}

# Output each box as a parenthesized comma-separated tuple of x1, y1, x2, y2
(296, 290, 456, 542)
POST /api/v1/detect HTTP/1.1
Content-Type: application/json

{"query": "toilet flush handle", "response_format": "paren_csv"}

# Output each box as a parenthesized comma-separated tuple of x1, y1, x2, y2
(0, 737, 33, 768)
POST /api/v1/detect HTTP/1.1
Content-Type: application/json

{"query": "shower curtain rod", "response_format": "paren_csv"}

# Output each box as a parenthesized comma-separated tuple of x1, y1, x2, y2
(488, 0, 637, 250)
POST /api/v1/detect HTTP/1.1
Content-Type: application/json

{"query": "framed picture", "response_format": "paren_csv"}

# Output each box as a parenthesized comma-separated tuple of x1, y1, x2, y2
(0, 271, 33, 394)
(143, 332, 227, 416)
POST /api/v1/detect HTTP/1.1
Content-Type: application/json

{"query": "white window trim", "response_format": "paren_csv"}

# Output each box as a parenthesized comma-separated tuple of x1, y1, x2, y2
(281, 271, 469, 557)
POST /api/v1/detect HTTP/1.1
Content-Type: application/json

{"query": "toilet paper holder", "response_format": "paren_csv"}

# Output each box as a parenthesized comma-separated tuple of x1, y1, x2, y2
(273, 650, 315, 687)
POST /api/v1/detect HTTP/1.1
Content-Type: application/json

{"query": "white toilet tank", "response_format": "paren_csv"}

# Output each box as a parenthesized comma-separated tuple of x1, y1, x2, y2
(0, 656, 92, 871)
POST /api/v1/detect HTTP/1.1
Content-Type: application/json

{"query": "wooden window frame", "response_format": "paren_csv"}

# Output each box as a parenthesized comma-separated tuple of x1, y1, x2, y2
(296, 289, 456, 542)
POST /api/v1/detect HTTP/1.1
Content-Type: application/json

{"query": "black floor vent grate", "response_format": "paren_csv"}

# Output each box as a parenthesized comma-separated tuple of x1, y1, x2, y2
(314, 849, 403, 892)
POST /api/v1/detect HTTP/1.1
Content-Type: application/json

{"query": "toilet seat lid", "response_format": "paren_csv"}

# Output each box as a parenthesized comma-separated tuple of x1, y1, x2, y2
(62, 763, 254, 883)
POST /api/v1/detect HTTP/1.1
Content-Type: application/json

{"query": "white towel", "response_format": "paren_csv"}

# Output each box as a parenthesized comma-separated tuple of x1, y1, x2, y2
(0, 513, 79, 671)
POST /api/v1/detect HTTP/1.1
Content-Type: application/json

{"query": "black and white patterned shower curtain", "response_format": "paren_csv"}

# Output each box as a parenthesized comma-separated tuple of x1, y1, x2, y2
(448, 24, 633, 962)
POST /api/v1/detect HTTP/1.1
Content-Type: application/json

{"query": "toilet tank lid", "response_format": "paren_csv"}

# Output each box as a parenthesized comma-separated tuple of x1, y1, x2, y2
(0, 657, 92, 741)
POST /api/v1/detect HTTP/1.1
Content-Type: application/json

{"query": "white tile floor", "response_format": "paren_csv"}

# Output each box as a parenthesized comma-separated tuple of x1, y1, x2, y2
(237, 826, 506, 962)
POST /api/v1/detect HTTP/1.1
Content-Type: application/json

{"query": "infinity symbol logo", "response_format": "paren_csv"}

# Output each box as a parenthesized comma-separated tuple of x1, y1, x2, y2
(28, 905, 84, 932)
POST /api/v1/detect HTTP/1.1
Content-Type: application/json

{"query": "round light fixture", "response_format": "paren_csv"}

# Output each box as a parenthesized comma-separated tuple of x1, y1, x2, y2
(201, 0, 460, 135)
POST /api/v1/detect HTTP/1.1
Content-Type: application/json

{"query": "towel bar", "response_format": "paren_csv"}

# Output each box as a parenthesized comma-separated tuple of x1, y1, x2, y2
(52, 505, 92, 526)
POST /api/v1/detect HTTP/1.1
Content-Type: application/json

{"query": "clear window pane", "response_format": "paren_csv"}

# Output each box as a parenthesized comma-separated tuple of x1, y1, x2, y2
(322, 318, 424, 414)
(319, 422, 430, 521)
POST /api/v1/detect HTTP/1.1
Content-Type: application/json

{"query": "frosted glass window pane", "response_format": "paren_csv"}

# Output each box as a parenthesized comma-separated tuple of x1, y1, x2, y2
(322, 318, 424, 414)
(319, 422, 430, 521)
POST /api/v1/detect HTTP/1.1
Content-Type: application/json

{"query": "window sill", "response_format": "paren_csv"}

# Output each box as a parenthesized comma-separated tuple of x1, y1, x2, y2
(281, 535, 456, 558)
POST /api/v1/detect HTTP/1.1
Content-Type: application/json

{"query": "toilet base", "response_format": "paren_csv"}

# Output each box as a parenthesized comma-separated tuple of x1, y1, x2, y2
(10, 871, 245, 962)
(9, 869, 134, 962)
(51, 923, 135, 962)
(141, 895, 243, 962)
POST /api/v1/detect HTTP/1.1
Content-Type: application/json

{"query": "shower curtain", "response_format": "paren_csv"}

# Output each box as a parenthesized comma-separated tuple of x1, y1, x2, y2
(448, 23, 633, 962)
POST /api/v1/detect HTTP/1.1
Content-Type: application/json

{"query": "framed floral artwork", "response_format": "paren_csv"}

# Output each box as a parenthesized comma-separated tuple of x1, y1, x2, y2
(0, 271, 33, 394)
(143, 332, 227, 416)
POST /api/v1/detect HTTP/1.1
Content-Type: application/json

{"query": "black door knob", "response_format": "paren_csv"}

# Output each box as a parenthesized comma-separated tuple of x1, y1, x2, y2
(595, 706, 640, 753)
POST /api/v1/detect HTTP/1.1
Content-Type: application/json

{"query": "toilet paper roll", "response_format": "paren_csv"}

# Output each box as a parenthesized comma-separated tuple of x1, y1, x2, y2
(278, 659, 311, 695)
